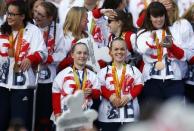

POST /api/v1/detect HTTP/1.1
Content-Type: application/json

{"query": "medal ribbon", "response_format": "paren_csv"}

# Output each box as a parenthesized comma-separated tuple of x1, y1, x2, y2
(9, 28, 24, 63)
(155, 30, 165, 61)
(144, 0, 148, 8)
(112, 63, 126, 98)
(73, 66, 87, 91)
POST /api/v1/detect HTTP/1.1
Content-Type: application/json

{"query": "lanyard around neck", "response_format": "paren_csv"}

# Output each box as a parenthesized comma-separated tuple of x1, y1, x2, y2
(73, 66, 87, 91)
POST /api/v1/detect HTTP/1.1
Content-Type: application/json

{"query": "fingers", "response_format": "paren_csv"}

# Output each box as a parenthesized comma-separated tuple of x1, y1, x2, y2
(113, 98, 121, 108)
(84, 88, 92, 97)
(120, 96, 130, 107)
(109, 94, 121, 108)
(107, 11, 117, 20)
(20, 58, 31, 72)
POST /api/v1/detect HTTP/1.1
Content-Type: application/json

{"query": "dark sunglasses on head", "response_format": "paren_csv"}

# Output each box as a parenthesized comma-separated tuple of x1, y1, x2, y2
(108, 19, 113, 24)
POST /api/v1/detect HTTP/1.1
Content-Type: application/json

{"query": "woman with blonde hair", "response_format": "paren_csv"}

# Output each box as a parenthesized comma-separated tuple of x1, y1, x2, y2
(182, 4, 194, 30)
(58, 6, 111, 72)
(58, 7, 89, 71)
(181, 4, 194, 104)
(160, 0, 194, 104)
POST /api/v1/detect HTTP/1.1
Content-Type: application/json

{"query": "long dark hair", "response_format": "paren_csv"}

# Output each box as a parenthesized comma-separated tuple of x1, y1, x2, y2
(114, 9, 135, 35)
(141, 2, 170, 31)
(0, 1, 30, 35)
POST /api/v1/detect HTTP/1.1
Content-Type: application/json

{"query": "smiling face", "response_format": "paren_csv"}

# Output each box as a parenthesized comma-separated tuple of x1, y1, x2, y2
(6, 5, 25, 30)
(33, 5, 52, 28)
(150, 15, 165, 29)
(79, 12, 88, 32)
(110, 39, 127, 63)
(71, 43, 89, 69)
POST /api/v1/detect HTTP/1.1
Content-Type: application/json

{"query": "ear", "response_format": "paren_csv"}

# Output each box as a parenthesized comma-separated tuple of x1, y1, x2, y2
(21, 14, 25, 21)
(117, 20, 122, 26)
(71, 52, 74, 59)
(109, 49, 113, 58)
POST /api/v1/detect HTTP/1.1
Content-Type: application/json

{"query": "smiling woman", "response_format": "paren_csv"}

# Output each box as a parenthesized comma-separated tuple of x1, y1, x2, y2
(136, 2, 185, 107)
(0, 1, 47, 131)
(32, 1, 67, 131)
(52, 42, 101, 123)
(97, 38, 143, 131)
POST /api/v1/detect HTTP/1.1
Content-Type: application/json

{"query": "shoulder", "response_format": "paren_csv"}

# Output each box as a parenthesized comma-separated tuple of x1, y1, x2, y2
(172, 19, 192, 29)
(137, 29, 151, 38)
(25, 22, 40, 31)
(57, 66, 73, 77)
(86, 68, 96, 75)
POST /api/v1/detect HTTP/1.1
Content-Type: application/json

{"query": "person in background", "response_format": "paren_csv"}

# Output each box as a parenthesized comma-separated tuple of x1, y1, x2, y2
(128, 0, 153, 27)
(0, 1, 47, 130)
(33, 1, 66, 130)
(182, 4, 194, 104)
(97, 38, 143, 131)
(182, 4, 194, 30)
(27, 0, 44, 21)
(58, 6, 111, 72)
(107, 9, 143, 68)
(0, 0, 6, 25)
(160, 0, 194, 104)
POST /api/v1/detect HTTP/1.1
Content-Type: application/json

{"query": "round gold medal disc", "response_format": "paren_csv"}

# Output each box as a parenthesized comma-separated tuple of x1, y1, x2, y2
(155, 61, 165, 70)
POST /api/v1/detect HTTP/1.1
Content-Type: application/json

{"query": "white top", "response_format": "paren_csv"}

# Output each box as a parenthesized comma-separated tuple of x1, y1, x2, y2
(0, 22, 47, 89)
(136, 29, 185, 81)
(97, 65, 143, 122)
(38, 22, 67, 83)
(52, 66, 100, 111)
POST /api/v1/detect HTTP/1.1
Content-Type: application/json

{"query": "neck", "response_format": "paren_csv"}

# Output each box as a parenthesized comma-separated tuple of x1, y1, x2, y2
(12, 24, 24, 31)
(39, 21, 52, 29)
(113, 61, 124, 69)
(84, 3, 96, 11)
(74, 64, 85, 70)
(115, 28, 122, 37)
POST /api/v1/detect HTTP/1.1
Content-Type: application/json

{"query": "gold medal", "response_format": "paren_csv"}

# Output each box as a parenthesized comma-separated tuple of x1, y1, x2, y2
(155, 61, 165, 70)
(13, 63, 20, 72)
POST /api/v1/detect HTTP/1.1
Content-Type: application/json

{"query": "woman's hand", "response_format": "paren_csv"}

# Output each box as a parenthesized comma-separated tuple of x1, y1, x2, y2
(84, 88, 92, 98)
(109, 94, 121, 108)
(161, 35, 173, 48)
(100, 9, 117, 19)
(20, 58, 31, 72)
(120, 95, 131, 107)
(55, 113, 62, 120)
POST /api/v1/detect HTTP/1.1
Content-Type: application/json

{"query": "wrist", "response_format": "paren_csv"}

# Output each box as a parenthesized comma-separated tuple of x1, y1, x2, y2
(109, 94, 116, 102)
(55, 113, 62, 119)
(127, 94, 132, 101)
